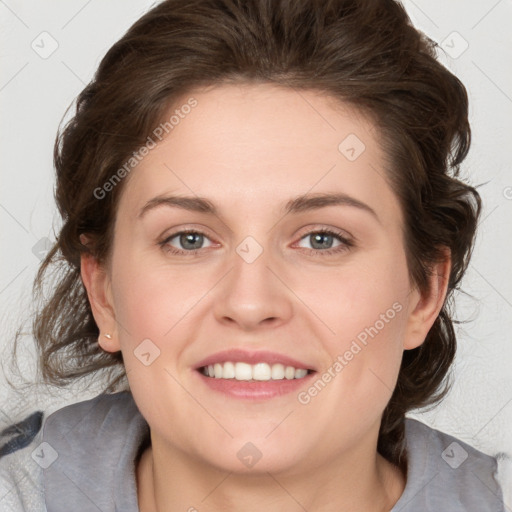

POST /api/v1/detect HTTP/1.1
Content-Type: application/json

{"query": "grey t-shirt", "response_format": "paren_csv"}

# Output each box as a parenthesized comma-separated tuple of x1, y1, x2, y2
(0, 391, 507, 511)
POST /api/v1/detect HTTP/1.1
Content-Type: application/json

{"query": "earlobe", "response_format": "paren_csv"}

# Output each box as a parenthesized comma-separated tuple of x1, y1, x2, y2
(79, 237, 121, 353)
(403, 250, 451, 350)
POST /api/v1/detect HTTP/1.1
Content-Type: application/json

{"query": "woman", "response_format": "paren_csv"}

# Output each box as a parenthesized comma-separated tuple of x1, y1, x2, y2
(0, 0, 508, 510)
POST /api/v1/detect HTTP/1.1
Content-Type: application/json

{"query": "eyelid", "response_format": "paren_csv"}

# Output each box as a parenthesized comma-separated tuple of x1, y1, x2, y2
(159, 224, 217, 242)
(159, 226, 218, 254)
(294, 224, 354, 243)
(292, 226, 354, 255)
(159, 224, 355, 256)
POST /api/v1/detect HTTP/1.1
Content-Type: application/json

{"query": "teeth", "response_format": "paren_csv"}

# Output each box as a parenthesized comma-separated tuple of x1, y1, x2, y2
(252, 362, 271, 380)
(271, 363, 285, 379)
(235, 362, 252, 380)
(201, 362, 310, 381)
(223, 361, 235, 379)
(295, 368, 308, 378)
(284, 366, 295, 380)
(214, 363, 223, 378)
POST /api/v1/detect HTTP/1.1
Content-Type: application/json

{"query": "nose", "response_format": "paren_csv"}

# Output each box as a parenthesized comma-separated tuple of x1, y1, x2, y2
(213, 244, 294, 331)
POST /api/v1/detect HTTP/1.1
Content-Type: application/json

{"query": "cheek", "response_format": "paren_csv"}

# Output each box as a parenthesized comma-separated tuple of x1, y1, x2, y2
(285, 253, 410, 454)
(299, 249, 409, 404)
(109, 253, 216, 403)
(111, 243, 212, 332)
(311, 250, 409, 349)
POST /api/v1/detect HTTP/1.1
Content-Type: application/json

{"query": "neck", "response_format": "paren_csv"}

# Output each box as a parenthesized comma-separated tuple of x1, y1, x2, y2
(137, 433, 406, 512)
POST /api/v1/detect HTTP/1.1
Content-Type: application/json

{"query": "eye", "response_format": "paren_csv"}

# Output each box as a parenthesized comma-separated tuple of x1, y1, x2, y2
(160, 230, 213, 255)
(159, 227, 354, 257)
(296, 228, 353, 256)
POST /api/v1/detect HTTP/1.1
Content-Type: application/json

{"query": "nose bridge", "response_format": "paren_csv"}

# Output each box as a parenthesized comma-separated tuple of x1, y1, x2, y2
(213, 236, 293, 329)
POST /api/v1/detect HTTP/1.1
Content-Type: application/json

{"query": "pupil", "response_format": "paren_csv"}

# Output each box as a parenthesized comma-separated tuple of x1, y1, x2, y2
(181, 233, 203, 250)
(311, 233, 332, 250)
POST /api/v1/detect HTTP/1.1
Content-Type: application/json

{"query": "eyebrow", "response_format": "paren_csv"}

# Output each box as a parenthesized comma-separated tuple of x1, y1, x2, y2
(138, 192, 379, 222)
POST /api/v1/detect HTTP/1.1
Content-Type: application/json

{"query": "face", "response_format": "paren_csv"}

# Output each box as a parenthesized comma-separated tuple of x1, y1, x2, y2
(86, 83, 441, 475)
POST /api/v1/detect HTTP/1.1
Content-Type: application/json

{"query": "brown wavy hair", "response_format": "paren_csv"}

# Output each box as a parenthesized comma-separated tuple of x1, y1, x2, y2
(28, 0, 481, 472)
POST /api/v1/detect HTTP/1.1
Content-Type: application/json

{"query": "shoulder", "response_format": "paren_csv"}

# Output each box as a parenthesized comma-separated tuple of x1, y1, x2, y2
(0, 391, 147, 512)
(391, 418, 507, 512)
(42, 389, 141, 437)
(0, 410, 46, 511)
(42, 391, 148, 512)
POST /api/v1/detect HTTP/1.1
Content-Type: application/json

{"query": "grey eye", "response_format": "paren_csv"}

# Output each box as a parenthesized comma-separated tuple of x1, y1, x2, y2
(166, 231, 213, 251)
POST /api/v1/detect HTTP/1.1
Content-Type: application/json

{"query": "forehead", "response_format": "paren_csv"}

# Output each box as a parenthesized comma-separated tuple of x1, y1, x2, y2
(117, 83, 401, 227)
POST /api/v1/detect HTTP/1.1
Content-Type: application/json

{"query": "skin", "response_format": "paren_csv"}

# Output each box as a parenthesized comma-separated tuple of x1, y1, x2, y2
(81, 83, 450, 512)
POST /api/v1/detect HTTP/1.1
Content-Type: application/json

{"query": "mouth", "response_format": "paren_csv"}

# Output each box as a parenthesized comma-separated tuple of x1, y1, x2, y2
(198, 361, 313, 381)
(193, 349, 317, 400)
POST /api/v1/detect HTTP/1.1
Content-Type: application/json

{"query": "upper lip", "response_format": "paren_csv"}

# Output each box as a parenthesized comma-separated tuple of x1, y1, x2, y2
(194, 349, 316, 371)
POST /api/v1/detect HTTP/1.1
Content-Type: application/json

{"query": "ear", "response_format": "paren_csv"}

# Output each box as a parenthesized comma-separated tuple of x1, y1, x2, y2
(403, 248, 451, 350)
(79, 234, 121, 353)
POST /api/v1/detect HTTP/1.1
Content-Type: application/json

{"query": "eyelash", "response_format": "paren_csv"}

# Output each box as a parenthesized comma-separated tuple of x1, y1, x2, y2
(159, 228, 354, 257)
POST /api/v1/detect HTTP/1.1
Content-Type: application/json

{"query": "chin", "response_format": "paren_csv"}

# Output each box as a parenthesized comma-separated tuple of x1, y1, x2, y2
(193, 434, 308, 475)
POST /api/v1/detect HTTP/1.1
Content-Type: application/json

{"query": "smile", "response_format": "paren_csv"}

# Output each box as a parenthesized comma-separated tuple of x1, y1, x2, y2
(199, 362, 311, 381)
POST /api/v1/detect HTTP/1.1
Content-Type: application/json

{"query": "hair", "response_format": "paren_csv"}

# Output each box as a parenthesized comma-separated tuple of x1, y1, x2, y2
(27, 0, 481, 472)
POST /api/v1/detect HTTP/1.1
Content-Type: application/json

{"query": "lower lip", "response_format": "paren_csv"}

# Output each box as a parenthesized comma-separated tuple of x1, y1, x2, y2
(195, 370, 315, 400)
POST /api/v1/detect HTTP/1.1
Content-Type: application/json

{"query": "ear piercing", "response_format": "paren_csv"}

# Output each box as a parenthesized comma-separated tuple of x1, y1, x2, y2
(104, 333, 112, 340)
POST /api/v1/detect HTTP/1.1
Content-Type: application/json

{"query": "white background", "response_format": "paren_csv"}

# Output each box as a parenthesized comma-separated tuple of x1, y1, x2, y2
(1, 0, 511, 492)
